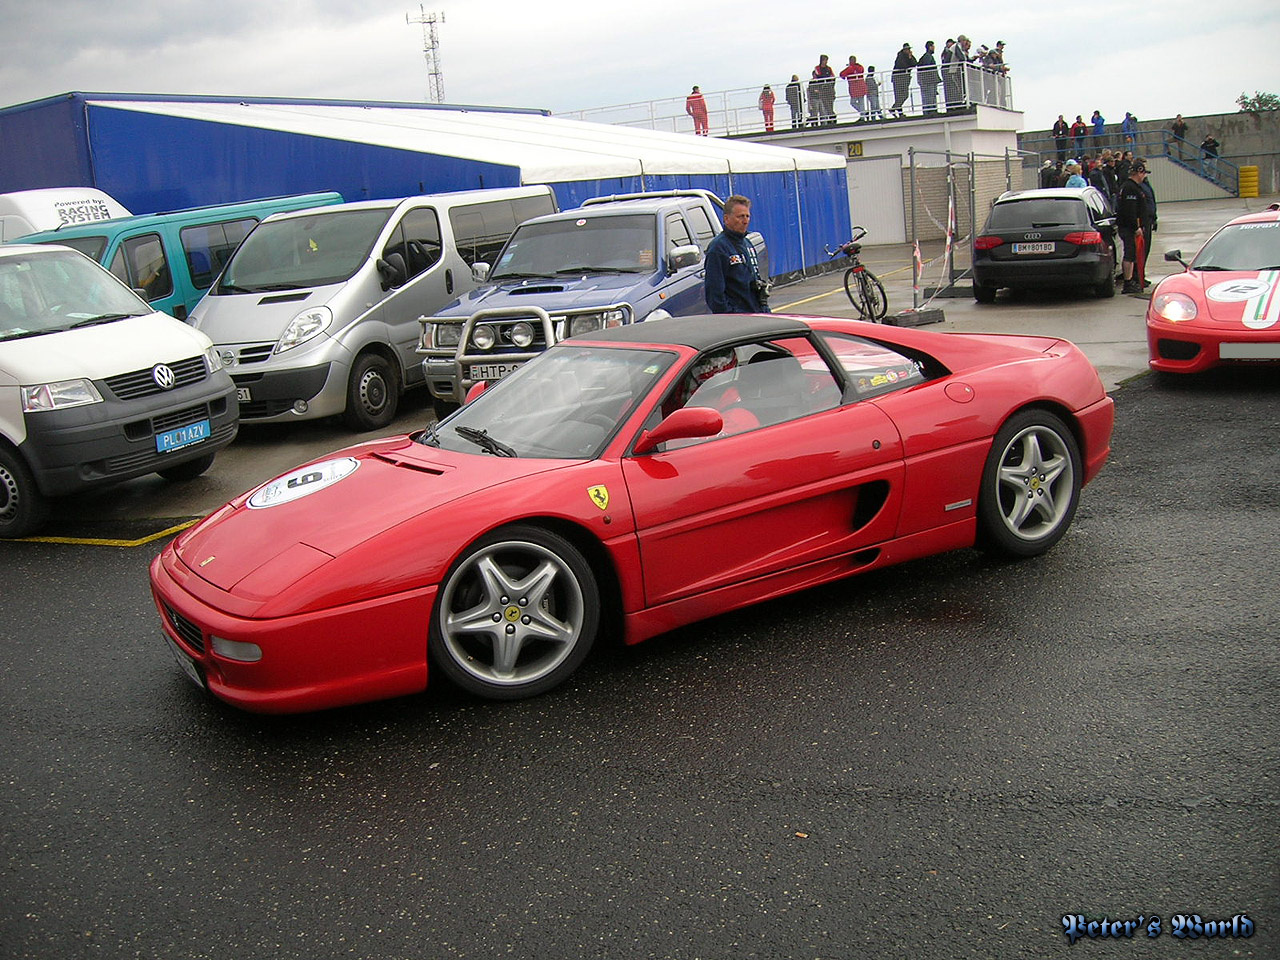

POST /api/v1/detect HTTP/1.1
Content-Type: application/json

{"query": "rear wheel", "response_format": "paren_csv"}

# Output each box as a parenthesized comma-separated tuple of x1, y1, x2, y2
(977, 410, 1082, 558)
(973, 280, 997, 303)
(343, 353, 399, 431)
(429, 525, 600, 699)
(858, 271, 888, 320)
(0, 446, 49, 539)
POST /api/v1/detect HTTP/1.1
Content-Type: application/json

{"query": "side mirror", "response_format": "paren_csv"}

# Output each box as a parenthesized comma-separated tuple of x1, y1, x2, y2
(1164, 250, 1187, 268)
(471, 261, 491, 283)
(633, 407, 723, 455)
(667, 244, 702, 274)
(464, 381, 488, 405)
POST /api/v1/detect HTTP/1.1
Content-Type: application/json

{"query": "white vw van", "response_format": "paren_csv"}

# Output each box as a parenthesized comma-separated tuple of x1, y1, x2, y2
(188, 186, 557, 431)
(0, 244, 238, 538)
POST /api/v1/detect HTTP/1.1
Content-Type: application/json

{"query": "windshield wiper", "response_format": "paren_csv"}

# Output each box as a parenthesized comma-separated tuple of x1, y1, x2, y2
(0, 329, 49, 342)
(491, 271, 556, 281)
(554, 266, 628, 275)
(1194, 265, 1228, 271)
(455, 425, 516, 457)
(69, 313, 139, 328)
(419, 421, 441, 447)
(1031, 222, 1072, 228)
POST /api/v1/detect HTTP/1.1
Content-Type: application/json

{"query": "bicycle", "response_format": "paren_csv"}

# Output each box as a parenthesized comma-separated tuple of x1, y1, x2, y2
(825, 227, 888, 320)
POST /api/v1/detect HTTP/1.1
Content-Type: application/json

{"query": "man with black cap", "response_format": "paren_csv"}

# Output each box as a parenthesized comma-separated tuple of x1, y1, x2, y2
(891, 42, 917, 117)
(1116, 160, 1149, 294)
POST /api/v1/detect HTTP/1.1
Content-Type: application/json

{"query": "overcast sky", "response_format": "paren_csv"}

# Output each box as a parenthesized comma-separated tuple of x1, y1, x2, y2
(2, 0, 1277, 133)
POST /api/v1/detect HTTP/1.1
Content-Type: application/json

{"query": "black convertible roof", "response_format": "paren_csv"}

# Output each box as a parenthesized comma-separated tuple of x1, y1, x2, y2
(578, 314, 810, 351)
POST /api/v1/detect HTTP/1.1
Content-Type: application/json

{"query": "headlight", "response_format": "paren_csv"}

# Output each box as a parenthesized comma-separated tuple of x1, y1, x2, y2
(471, 324, 496, 350)
(22, 379, 103, 413)
(1151, 292, 1198, 323)
(510, 321, 535, 348)
(275, 306, 332, 354)
(643, 308, 672, 323)
(204, 346, 224, 374)
(433, 323, 462, 348)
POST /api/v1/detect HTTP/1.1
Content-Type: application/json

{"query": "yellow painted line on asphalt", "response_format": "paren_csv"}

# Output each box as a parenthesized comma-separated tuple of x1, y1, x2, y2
(777, 261, 915, 312)
(11, 519, 198, 547)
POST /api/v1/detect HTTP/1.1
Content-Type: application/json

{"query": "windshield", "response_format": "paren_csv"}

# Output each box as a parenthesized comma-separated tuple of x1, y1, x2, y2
(491, 214, 659, 280)
(31, 235, 108, 261)
(419, 344, 675, 459)
(987, 198, 1089, 230)
(1192, 221, 1280, 271)
(215, 208, 393, 293)
(0, 249, 149, 341)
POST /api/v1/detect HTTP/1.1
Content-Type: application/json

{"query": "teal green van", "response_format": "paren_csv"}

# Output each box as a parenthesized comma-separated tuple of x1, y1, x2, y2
(17, 192, 342, 320)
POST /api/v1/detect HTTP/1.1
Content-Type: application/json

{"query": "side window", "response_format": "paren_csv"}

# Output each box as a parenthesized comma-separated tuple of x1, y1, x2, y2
(655, 336, 841, 448)
(450, 200, 516, 267)
(665, 213, 693, 250)
(686, 206, 717, 250)
(180, 217, 258, 289)
(387, 207, 442, 280)
(115, 234, 172, 301)
(817, 331, 929, 399)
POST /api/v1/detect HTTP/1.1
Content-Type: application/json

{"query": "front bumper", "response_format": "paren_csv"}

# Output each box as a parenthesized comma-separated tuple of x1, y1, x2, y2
(1146, 320, 1280, 374)
(150, 548, 436, 714)
(973, 250, 1112, 290)
(22, 372, 239, 497)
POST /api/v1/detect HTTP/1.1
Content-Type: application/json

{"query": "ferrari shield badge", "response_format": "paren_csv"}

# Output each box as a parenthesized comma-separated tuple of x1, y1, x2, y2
(587, 485, 610, 511)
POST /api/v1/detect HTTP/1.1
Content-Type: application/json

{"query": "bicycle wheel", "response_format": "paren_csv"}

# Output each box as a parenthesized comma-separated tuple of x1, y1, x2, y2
(855, 271, 885, 320)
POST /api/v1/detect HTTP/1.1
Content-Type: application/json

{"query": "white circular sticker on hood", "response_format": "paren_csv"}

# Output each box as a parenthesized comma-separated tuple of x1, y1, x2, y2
(247, 457, 359, 509)
(1206, 278, 1272, 303)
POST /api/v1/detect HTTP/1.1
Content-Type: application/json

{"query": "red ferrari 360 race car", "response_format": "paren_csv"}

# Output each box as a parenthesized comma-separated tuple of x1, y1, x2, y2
(151, 314, 1114, 713)
(1148, 202, 1280, 374)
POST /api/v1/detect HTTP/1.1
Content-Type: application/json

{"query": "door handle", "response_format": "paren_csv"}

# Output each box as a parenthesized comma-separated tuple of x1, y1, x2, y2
(446, 268, 454, 295)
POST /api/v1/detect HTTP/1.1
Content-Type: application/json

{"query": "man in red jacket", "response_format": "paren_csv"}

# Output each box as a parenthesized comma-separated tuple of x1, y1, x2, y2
(839, 55, 868, 120)
(686, 86, 709, 136)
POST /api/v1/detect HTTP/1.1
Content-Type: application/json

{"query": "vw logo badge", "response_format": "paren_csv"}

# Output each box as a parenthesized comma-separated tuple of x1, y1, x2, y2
(152, 364, 176, 390)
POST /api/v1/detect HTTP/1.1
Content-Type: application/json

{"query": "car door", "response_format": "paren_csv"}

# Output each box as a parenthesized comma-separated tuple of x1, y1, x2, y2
(620, 335, 905, 607)
(656, 211, 706, 317)
(379, 205, 449, 385)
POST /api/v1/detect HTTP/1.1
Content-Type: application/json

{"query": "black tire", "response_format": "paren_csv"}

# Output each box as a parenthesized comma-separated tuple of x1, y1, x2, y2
(429, 524, 600, 699)
(977, 409, 1082, 558)
(156, 452, 216, 482)
(858, 270, 888, 320)
(343, 353, 399, 431)
(972, 280, 998, 303)
(1095, 275, 1116, 298)
(0, 446, 50, 539)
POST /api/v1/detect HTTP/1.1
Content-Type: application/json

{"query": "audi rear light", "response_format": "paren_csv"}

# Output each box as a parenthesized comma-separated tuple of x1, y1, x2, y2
(974, 236, 1004, 250)
(1063, 231, 1103, 246)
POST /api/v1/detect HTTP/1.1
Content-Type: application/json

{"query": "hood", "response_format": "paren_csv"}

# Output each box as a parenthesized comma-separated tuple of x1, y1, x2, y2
(1186, 269, 1280, 327)
(436, 272, 655, 316)
(188, 282, 345, 344)
(1, 312, 211, 384)
(174, 436, 561, 600)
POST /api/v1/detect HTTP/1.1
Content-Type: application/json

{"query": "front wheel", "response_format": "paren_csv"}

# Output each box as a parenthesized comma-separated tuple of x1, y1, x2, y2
(429, 525, 600, 699)
(844, 268, 888, 320)
(0, 446, 50, 539)
(977, 410, 1082, 558)
(343, 353, 399, 432)
(157, 452, 216, 482)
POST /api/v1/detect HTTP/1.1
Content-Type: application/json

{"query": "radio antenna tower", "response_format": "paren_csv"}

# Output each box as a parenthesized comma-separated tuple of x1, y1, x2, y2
(406, 5, 446, 103)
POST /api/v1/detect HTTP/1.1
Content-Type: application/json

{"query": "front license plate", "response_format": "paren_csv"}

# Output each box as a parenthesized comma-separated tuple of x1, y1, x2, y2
(164, 635, 205, 689)
(236, 387, 252, 402)
(1220, 342, 1280, 359)
(1013, 242, 1055, 254)
(156, 419, 211, 453)
(468, 362, 523, 381)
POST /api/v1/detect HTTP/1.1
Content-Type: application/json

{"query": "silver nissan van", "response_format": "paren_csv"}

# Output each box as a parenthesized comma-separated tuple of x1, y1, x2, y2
(188, 186, 557, 431)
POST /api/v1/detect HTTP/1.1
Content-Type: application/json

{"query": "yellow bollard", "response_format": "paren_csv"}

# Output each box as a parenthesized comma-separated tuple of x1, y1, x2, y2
(1238, 165, 1259, 198)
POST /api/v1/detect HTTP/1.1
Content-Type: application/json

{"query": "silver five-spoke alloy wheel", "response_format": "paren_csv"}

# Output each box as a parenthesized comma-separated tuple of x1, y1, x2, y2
(430, 525, 600, 699)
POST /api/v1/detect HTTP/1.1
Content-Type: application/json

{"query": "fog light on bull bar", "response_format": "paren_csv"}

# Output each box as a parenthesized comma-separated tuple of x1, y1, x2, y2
(212, 637, 263, 662)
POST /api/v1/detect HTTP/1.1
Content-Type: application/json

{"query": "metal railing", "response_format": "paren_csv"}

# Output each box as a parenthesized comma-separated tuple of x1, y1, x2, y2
(1018, 130, 1240, 195)
(556, 62, 1015, 137)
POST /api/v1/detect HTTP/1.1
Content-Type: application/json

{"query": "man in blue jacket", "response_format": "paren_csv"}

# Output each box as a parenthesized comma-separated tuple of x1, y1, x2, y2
(705, 196, 770, 313)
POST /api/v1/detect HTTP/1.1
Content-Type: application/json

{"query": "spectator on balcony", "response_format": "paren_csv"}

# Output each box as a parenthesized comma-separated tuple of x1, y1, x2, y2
(785, 75, 804, 129)
(1053, 115, 1071, 162)
(811, 54, 837, 125)
(865, 66, 882, 120)
(1121, 112, 1138, 145)
(1091, 110, 1106, 148)
(1071, 114, 1089, 155)
(917, 41, 941, 114)
(686, 86, 709, 136)
(1200, 134, 1221, 178)
(839, 55, 868, 119)
(944, 36, 972, 111)
(758, 85, 776, 132)
(1170, 114, 1189, 160)
(890, 43, 917, 117)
